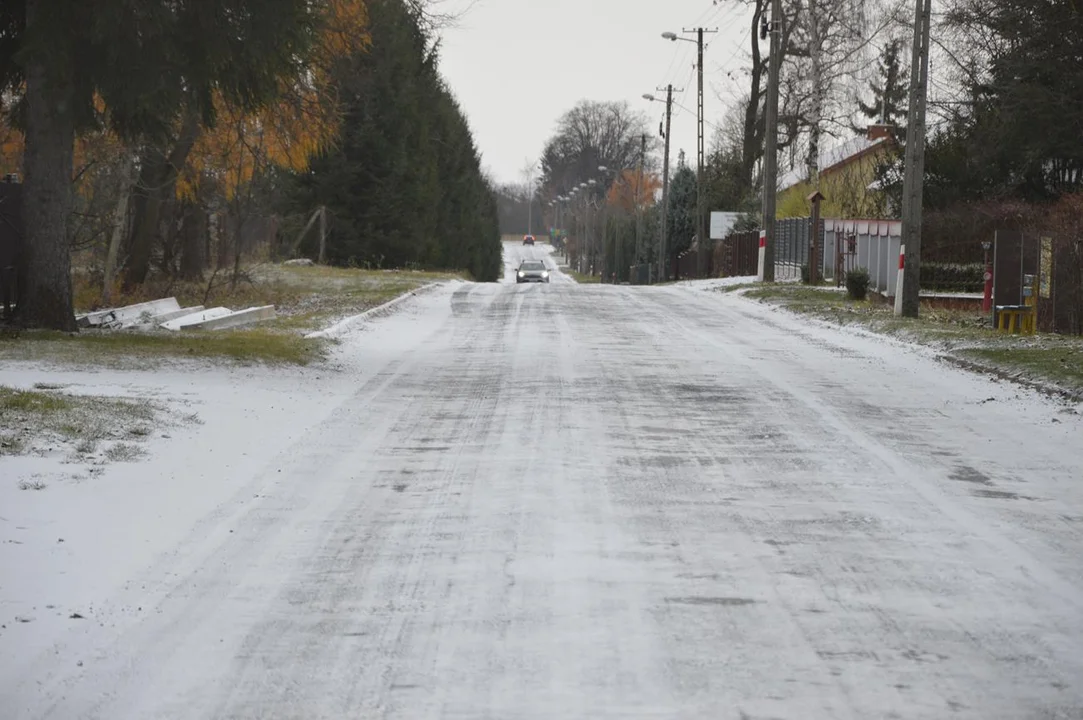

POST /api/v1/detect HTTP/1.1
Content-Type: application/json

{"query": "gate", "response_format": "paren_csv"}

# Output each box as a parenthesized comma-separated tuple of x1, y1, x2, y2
(771, 217, 824, 282)
(716, 230, 759, 277)
(995, 229, 1083, 335)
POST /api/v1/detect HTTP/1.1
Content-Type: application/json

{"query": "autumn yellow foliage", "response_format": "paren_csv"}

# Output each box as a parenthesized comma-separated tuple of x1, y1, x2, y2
(177, 0, 369, 201)
(606, 169, 662, 213)
(2, 0, 369, 202)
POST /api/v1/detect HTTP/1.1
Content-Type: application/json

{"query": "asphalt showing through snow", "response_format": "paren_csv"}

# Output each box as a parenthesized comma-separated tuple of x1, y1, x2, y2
(4, 242, 1083, 719)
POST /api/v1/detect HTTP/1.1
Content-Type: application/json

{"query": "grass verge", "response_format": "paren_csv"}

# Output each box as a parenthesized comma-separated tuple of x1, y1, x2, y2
(3, 265, 460, 367)
(1, 385, 196, 473)
(567, 270, 601, 284)
(0, 328, 324, 367)
(736, 284, 1083, 397)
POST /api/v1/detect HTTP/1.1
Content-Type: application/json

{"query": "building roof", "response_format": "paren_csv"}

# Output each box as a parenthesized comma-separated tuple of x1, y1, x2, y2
(778, 135, 889, 192)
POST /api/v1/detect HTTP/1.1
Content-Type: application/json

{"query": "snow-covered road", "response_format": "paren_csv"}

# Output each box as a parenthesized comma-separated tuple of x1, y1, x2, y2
(3, 241, 1083, 718)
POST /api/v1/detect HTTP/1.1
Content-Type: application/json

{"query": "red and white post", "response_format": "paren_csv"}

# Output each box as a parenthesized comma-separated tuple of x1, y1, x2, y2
(757, 230, 767, 282)
(982, 243, 994, 314)
(894, 243, 906, 315)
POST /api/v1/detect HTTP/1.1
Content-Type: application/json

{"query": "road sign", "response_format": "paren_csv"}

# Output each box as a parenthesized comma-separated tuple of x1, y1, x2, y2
(710, 211, 742, 240)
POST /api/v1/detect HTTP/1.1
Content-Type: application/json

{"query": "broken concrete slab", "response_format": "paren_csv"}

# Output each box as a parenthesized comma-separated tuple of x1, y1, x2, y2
(150, 306, 205, 324)
(126, 306, 207, 330)
(160, 307, 233, 331)
(78, 297, 181, 328)
(184, 305, 277, 331)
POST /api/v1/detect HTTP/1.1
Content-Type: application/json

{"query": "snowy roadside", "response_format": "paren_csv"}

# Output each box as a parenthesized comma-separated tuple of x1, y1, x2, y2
(0, 282, 459, 675)
(695, 282, 1083, 403)
(0, 265, 460, 370)
(668, 275, 758, 291)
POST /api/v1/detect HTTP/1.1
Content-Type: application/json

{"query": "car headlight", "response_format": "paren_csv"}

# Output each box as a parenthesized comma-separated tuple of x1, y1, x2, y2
(518, 271, 525, 277)
(541, 271, 549, 277)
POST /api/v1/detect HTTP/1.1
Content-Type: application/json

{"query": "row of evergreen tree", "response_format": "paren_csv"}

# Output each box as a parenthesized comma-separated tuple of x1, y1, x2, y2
(0, 0, 502, 330)
(281, 0, 502, 282)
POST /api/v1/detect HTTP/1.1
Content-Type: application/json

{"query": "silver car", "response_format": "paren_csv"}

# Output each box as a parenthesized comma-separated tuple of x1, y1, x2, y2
(516, 260, 550, 283)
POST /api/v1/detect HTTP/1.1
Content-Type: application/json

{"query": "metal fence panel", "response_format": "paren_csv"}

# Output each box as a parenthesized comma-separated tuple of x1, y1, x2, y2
(823, 219, 903, 294)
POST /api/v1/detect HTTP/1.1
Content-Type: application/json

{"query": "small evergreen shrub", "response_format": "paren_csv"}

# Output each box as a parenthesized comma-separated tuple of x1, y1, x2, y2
(846, 267, 871, 300)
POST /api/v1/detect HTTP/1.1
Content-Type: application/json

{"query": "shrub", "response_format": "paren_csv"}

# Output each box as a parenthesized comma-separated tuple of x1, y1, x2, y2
(846, 267, 871, 300)
(920, 262, 984, 293)
(800, 263, 810, 284)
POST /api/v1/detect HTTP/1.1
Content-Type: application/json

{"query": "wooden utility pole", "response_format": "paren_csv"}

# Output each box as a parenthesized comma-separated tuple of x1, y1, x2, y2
(760, 0, 782, 282)
(635, 133, 646, 278)
(808, 190, 824, 284)
(658, 85, 676, 282)
(898, 0, 932, 317)
(317, 205, 327, 265)
(681, 26, 717, 279)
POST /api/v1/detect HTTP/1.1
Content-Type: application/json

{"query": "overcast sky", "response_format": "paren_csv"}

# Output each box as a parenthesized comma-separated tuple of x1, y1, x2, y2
(437, 0, 754, 186)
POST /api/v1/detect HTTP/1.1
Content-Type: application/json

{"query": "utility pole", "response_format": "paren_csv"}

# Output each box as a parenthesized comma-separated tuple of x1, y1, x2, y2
(644, 84, 681, 282)
(684, 27, 717, 278)
(635, 132, 646, 278)
(318, 206, 327, 265)
(662, 28, 713, 277)
(760, 0, 782, 282)
(523, 159, 538, 237)
(658, 85, 675, 283)
(898, 0, 932, 317)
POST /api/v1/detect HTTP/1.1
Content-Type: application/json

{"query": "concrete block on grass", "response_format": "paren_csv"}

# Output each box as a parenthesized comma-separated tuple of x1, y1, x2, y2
(160, 307, 234, 331)
(78, 297, 181, 328)
(181, 305, 277, 331)
(150, 306, 206, 324)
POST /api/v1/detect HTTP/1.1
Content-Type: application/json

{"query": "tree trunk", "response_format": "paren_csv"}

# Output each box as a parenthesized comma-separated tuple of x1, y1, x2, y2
(806, 0, 824, 188)
(18, 0, 77, 331)
(122, 112, 201, 289)
(102, 155, 135, 306)
(741, 0, 767, 196)
(179, 204, 208, 281)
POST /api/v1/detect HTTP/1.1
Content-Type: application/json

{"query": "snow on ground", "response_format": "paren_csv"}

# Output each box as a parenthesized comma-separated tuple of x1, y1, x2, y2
(670, 274, 758, 291)
(2, 245, 1083, 718)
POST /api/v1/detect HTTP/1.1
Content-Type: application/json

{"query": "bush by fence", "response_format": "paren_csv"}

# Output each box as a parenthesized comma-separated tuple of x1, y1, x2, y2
(920, 262, 984, 293)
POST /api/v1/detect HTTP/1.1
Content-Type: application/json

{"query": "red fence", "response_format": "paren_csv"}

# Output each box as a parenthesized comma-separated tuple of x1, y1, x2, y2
(715, 231, 760, 277)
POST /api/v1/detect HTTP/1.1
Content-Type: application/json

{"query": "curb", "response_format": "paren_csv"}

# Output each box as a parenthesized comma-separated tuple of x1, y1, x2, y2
(304, 282, 444, 340)
(734, 293, 1083, 404)
(934, 353, 1083, 404)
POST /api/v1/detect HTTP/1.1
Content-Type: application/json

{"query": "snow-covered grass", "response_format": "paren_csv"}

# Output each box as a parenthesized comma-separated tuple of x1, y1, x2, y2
(255, 264, 463, 333)
(5, 264, 462, 368)
(565, 269, 599, 284)
(735, 283, 1083, 397)
(0, 327, 327, 367)
(669, 275, 758, 291)
(0, 383, 194, 477)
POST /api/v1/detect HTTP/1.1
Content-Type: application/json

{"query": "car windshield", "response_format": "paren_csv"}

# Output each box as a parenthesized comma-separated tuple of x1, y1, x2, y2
(521, 262, 545, 271)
